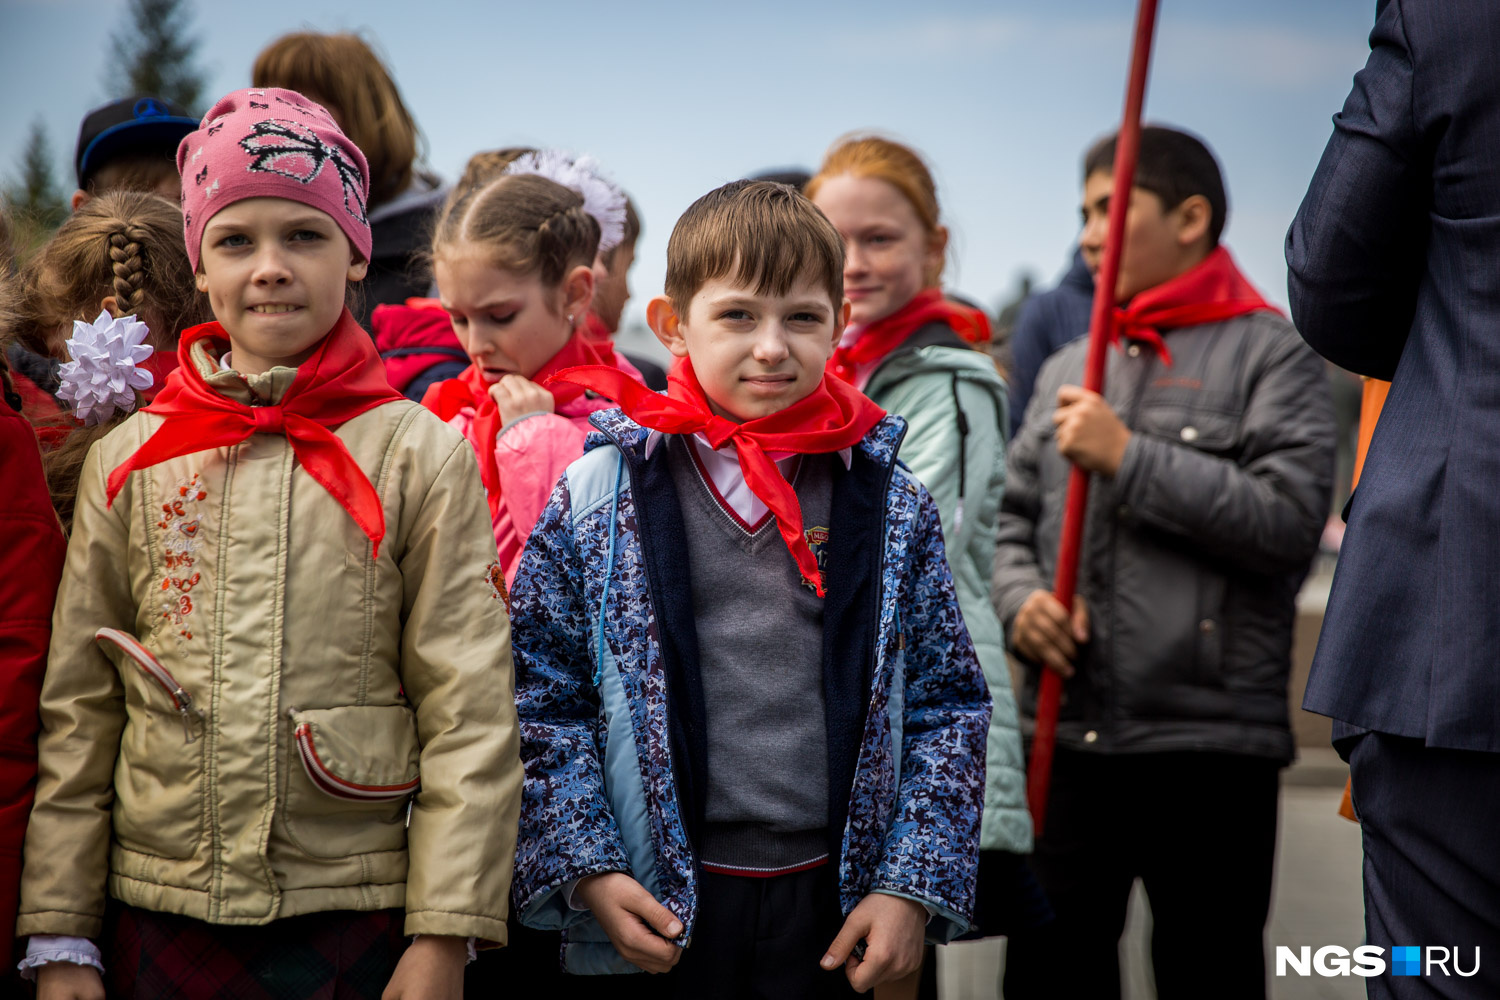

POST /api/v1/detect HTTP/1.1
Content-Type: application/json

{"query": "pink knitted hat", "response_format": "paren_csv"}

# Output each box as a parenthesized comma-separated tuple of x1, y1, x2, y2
(177, 87, 372, 270)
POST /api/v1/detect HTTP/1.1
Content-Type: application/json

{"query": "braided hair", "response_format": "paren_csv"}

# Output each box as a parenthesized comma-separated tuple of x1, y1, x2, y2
(108, 225, 152, 320)
(0, 191, 206, 359)
(0, 191, 211, 529)
(429, 172, 600, 289)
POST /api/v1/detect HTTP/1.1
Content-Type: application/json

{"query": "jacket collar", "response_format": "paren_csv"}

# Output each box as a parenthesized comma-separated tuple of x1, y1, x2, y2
(588, 407, 908, 469)
(189, 336, 299, 407)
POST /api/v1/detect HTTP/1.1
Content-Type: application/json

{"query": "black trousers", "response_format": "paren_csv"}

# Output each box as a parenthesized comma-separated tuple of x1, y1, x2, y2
(1347, 732, 1500, 999)
(601, 865, 857, 1000)
(1003, 748, 1280, 1000)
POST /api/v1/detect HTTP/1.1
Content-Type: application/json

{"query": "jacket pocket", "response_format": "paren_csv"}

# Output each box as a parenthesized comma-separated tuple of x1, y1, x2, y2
(1135, 397, 1240, 453)
(95, 627, 206, 860)
(282, 705, 420, 859)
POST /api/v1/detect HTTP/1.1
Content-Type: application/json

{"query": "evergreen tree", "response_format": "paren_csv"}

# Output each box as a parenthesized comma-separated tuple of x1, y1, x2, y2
(3, 120, 67, 231)
(108, 0, 205, 113)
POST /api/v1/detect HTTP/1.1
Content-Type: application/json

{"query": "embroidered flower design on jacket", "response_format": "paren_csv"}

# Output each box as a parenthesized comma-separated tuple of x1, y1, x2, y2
(157, 474, 207, 641)
(240, 119, 368, 225)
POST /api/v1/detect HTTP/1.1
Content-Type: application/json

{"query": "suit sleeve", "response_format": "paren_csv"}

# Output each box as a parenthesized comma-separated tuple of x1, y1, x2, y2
(0, 411, 66, 948)
(1285, 0, 1430, 379)
(398, 438, 524, 943)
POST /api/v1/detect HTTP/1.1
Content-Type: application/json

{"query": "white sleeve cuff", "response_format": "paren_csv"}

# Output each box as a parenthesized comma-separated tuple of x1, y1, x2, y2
(18, 936, 104, 981)
(410, 935, 479, 964)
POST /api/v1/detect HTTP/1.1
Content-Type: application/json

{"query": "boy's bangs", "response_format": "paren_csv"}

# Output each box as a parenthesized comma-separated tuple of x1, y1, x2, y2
(667, 181, 844, 315)
(725, 228, 837, 303)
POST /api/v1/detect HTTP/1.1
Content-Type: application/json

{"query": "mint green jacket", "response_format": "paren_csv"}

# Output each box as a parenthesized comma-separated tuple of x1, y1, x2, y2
(864, 331, 1032, 854)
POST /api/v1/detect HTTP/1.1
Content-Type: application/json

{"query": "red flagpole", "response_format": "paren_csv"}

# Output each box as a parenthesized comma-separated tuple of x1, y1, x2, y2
(1026, 0, 1161, 836)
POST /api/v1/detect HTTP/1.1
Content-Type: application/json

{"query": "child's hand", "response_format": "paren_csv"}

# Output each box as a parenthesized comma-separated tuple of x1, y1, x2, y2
(35, 963, 106, 1000)
(574, 871, 684, 973)
(381, 935, 466, 1000)
(821, 892, 927, 993)
(489, 374, 555, 429)
(1013, 591, 1090, 678)
(1053, 385, 1131, 476)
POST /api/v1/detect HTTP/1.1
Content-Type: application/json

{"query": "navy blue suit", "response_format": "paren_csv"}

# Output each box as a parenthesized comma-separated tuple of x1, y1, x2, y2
(1288, 3, 1500, 995)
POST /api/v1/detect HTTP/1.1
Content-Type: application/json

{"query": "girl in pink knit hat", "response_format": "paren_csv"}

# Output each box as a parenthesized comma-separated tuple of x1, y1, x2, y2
(17, 88, 522, 1000)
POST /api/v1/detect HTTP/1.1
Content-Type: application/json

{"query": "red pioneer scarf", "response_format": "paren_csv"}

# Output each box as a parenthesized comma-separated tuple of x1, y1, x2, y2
(421, 332, 605, 519)
(575, 312, 629, 371)
(829, 287, 991, 384)
(548, 360, 886, 596)
(1111, 246, 1279, 366)
(139, 348, 179, 403)
(106, 309, 403, 554)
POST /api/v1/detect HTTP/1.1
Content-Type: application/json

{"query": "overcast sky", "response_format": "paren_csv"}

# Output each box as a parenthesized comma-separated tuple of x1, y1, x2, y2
(1, 0, 1376, 334)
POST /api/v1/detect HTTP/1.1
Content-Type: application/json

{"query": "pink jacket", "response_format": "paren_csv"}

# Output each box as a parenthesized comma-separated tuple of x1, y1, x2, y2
(449, 357, 642, 586)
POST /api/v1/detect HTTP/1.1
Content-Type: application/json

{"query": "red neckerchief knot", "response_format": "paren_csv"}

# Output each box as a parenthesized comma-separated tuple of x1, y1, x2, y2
(546, 359, 887, 597)
(828, 287, 992, 384)
(106, 309, 403, 555)
(421, 332, 606, 520)
(250, 407, 285, 434)
(1109, 246, 1280, 368)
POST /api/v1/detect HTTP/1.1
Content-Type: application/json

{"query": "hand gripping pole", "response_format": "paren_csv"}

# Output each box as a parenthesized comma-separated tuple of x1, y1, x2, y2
(1026, 0, 1162, 836)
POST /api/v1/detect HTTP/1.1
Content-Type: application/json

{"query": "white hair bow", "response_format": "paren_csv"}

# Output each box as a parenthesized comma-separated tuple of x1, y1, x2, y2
(504, 150, 628, 253)
(55, 309, 155, 425)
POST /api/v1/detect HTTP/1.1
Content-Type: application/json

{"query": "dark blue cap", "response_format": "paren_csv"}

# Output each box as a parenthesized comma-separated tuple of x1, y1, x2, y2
(75, 95, 200, 188)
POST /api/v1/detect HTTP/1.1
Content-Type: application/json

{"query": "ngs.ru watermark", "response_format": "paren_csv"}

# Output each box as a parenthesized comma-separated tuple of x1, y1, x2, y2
(1277, 945, 1481, 978)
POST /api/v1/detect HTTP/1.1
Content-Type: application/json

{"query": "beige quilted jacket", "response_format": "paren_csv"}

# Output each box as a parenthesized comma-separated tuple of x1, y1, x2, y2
(17, 340, 522, 943)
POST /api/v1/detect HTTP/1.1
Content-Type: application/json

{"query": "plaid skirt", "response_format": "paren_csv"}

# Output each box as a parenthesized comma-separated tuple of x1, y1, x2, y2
(100, 901, 408, 1000)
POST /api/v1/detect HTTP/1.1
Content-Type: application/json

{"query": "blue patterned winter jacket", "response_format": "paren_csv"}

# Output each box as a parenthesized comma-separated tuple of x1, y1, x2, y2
(509, 410, 991, 974)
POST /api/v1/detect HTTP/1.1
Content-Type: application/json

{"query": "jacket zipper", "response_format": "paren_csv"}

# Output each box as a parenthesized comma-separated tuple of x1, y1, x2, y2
(286, 712, 420, 802)
(593, 420, 908, 948)
(95, 627, 204, 744)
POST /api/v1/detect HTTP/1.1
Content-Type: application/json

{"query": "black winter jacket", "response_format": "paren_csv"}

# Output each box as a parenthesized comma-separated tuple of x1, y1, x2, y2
(993, 311, 1335, 762)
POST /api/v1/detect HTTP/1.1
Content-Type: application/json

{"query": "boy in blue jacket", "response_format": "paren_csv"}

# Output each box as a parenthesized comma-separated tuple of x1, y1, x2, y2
(508, 180, 990, 997)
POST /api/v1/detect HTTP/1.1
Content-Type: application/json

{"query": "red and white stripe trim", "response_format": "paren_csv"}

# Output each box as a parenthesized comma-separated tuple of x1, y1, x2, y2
(293, 723, 420, 802)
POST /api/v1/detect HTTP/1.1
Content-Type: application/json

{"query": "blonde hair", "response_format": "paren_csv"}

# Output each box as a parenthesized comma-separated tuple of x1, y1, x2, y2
(0, 190, 211, 529)
(806, 134, 945, 284)
(664, 180, 843, 319)
(252, 32, 420, 207)
(430, 173, 599, 290)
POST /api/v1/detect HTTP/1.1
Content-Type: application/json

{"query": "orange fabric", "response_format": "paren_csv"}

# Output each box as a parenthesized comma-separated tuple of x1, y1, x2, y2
(1351, 378, 1391, 490)
(1336, 377, 1391, 824)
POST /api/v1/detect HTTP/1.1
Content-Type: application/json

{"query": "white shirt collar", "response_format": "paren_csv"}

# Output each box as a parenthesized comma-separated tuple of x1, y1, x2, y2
(643, 430, 853, 526)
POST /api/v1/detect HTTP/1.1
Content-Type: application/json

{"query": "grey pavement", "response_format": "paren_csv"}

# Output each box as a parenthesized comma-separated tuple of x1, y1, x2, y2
(937, 760, 1367, 999)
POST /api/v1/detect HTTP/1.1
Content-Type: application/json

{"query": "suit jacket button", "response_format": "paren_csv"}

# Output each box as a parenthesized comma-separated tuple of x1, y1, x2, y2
(1084, 730, 1099, 743)
(1200, 619, 1217, 634)
(1181, 425, 1200, 442)
(1127, 344, 1142, 358)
